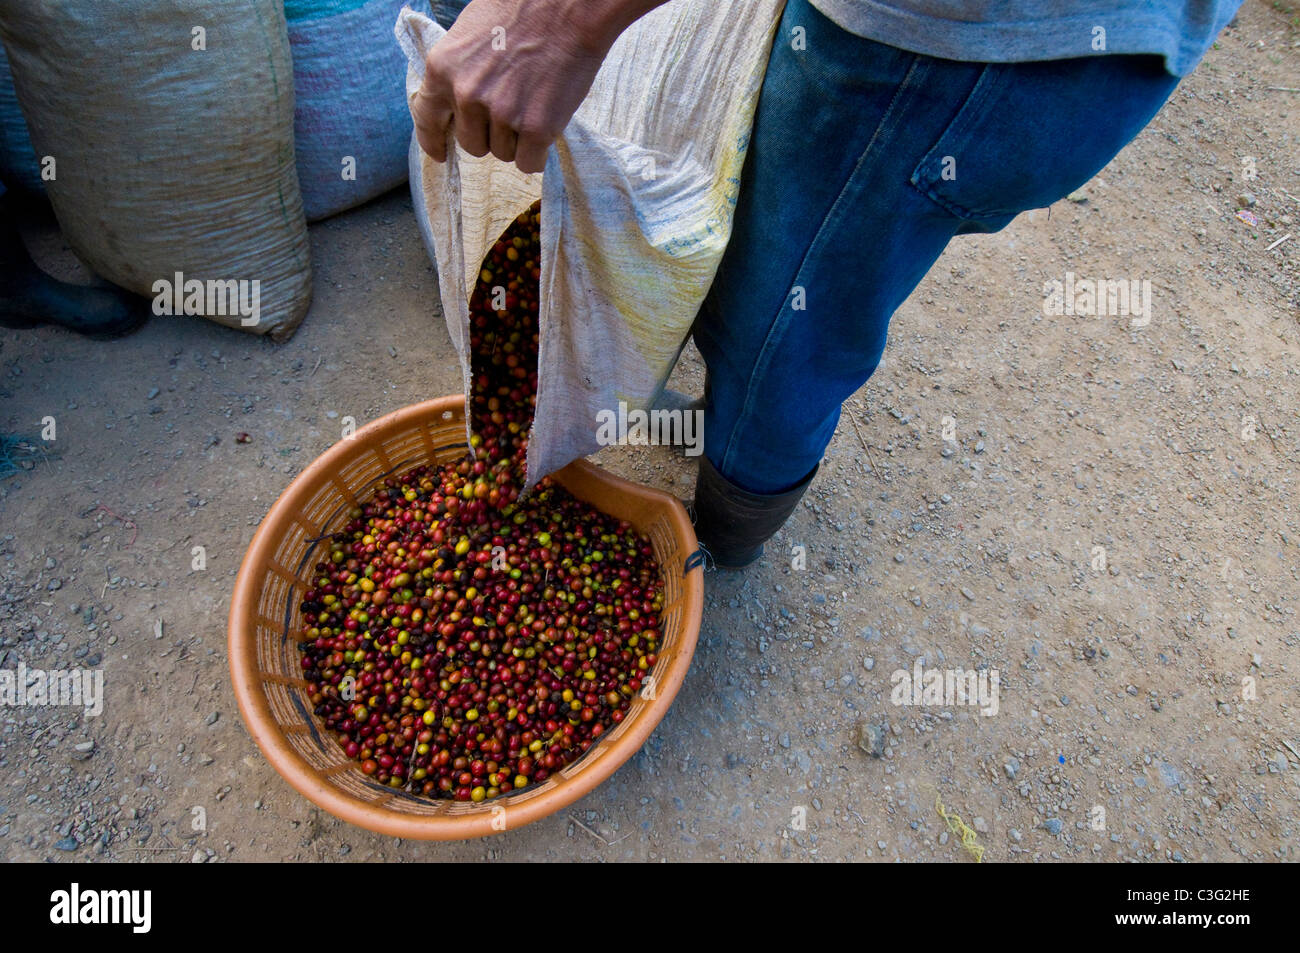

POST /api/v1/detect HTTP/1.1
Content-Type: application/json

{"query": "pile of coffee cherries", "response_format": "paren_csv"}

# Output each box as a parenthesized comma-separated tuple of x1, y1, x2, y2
(297, 203, 665, 802)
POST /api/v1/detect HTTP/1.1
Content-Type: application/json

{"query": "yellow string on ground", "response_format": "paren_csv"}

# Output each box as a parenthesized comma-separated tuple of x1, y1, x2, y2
(935, 793, 985, 862)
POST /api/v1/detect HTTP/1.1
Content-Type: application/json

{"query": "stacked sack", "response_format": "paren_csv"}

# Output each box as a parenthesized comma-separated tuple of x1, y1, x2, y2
(286, 0, 433, 221)
(0, 0, 463, 335)
(0, 0, 312, 339)
(0, 43, 42, 195)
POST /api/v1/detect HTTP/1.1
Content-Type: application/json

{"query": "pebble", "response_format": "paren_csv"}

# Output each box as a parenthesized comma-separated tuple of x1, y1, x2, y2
(863, 656, 875, 671)
(893, 552, 905, 563)
(1042, 818, 1063, 835)
(53, 836, 78, 851)
(147, 387, 160, 400)
(960, 587, 974, 601)
(973, 816, 989, 833)
(778, 733, 790, 749)
(45, 557, 56, 569)
(192, 850, 207, 863)
(1237, 192, 1256, 208)
(206, 712, 220, 726)
(1004, 758, 1019, 779)
(858, 721, 887, 758)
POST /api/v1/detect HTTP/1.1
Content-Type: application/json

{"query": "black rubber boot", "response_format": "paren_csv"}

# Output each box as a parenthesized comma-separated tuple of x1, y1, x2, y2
(691, 454, 818, 569)
(0, 197, 148, 339)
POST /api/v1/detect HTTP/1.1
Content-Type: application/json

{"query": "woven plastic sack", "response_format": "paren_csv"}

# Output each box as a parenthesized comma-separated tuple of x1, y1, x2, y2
(287, 0, 433, 222)
(0, 1, 312, 339)
(398, 1, 784, 487)
(0, 42, 41, 195)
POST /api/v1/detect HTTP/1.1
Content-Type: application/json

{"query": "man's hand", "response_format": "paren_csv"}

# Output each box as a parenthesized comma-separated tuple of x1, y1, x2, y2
(412, 0, 667, 174)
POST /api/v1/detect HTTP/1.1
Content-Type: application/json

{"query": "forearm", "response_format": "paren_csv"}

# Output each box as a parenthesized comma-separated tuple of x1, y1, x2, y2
(571, 0, 674, 54)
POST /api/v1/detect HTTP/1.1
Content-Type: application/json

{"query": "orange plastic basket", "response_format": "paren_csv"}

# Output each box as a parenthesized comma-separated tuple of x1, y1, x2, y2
(228, 396, 704, 839)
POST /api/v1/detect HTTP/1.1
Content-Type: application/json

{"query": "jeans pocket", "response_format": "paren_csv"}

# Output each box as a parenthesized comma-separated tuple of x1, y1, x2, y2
(909, 56, 1180, 228)
(908, 64, 1023, 225)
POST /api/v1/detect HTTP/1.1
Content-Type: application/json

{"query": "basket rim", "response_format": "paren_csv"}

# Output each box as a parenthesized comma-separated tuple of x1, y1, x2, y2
(228, 396, 703, 840)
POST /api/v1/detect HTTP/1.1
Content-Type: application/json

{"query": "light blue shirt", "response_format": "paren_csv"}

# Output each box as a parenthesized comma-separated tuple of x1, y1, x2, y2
(807, 0, 1244, 75)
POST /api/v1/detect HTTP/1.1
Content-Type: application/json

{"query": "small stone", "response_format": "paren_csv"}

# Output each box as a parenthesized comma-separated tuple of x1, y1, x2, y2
(960, 587, 975, 601)
(45, 557, 57, 569)
(863, 656, 875, 671)
(974, 441, 985, 454)
(1042, 818, 1063, 835)
(47, 578, 62, 591)
(778, 733, 790, 749)
(973, 816, 989, 833)
(940, 445, 954, 458)
(1237, 192, 1256, 208)
(893, 552, 905, 564)
(1004, 759, 1019, 779)
(73, 740, 94, 753)
(858, 721, 887, 758)
(192, 850, 207, 863)
(205, 712, 220, 726)
(54, 836, 79, 852)
(147, 387, 160, 400)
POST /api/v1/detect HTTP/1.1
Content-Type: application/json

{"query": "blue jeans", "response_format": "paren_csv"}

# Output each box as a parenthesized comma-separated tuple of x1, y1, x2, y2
(694, 0, 1181, 493)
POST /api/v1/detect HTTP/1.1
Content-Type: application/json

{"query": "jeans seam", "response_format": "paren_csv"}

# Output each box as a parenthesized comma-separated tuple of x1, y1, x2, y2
(718, 53, 926, 476)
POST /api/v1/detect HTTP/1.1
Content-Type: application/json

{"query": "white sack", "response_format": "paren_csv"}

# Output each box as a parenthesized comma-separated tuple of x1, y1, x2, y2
(398, 1, 784, 485)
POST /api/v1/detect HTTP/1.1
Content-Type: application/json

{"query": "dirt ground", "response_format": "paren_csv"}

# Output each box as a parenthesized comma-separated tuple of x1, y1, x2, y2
(2, 2, 1298, 863)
